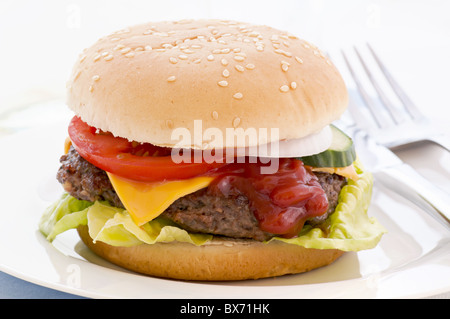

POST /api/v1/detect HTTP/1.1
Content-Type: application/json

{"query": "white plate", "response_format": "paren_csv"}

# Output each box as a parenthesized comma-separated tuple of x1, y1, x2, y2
(0, 101, 449, 299)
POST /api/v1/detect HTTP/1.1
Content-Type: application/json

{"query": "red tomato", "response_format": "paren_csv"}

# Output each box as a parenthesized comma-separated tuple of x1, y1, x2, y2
(68, 116, 227, 182)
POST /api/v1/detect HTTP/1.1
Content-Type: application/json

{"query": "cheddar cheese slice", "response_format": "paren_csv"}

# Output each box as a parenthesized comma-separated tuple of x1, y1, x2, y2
(106, 173, 214, 226)
(310, 164, 360, 181)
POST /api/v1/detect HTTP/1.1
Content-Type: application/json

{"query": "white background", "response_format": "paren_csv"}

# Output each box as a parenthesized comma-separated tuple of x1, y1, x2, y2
(1, 0, 450, 122)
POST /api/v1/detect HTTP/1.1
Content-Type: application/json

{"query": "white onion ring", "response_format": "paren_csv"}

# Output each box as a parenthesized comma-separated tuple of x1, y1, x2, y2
(243, 125, 332, 158)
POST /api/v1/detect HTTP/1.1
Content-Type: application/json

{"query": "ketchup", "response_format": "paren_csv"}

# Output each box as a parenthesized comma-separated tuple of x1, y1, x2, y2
(208, 158, 329, 238)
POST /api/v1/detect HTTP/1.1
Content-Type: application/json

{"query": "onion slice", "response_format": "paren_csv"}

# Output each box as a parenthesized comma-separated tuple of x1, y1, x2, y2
(243, 125, 332, 158)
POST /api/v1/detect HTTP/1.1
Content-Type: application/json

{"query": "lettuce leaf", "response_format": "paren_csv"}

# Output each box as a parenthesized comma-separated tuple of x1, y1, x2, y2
(39, 161, 386, 251)
(39, 195, 212, 246)
(39, 193, 92, 242)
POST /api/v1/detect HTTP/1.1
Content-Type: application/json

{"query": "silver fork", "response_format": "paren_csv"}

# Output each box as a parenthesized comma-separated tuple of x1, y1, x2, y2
(340, 43, 450, 152)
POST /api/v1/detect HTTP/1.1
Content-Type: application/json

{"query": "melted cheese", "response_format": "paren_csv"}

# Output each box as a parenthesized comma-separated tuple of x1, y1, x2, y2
(311, 164, 360, 181)
(64, 137, 72, 154)
(107, 173, 214, 226)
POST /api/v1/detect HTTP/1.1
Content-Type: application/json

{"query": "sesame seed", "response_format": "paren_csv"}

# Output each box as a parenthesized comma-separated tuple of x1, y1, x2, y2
(235, 65, 245, 72)
(233, 48, 241, 53)
(207, 55, 215, 61)
(232, 117, 241, 128)
(245, 63, 255, 70)
(165, 119, 174, 129)
(169, 57, 178, 64)
(281, 63, 289, 72)
(191, 44, 202, 49)
(233, 92, 243, 100)
(79, 55, 87, 62)
(218, 80, 228, 87)
(93, 54, 101, 62)
(125, 52, 135, 58)
(145, 45, 153, 51)
(101, 51, 109, 57)
(280, 85, 290, 93)
(212, 49, 221, 54)
(183, 49, 195, 54)
(120, 47, 131, 54)
(222, 69, 230, 77)
(73, 71, 81, 81)
(295, 56, 304, 64)
(92, 75, 100, 81)
(167, 76, 177, 82)
(290, 82, 297, 89)
(110, 37, 121, 42)
(274, 49, 292, 57)
(89, 85, 94, 92)
(221, 48, 231, 54)
(234, 56, 245, 62)
(113, 44, 125, 51)
(221, 58, 229, 66)
(104, 54, 114, 61)
(155, 48, 166, 52)
(193, 58, 202, 64)
(256, 45, 264, 52)
(212, 111, 219, 120)
(178, 54, 188, 60)
(135, 47, 144, 52)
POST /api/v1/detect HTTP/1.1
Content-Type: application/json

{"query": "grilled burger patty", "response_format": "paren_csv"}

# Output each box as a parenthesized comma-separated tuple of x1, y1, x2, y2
(57, 147, 346, 240)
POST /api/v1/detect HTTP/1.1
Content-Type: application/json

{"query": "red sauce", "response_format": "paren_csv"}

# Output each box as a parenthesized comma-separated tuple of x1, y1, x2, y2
(208, 158, 329, 238)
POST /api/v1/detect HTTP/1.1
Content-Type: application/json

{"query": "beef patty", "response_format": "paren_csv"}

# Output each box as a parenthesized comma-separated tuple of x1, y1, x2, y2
(57, 147, 346, 241)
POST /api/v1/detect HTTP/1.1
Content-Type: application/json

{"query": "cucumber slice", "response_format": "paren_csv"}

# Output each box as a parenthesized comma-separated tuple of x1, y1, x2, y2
(298, 125, 356, 167)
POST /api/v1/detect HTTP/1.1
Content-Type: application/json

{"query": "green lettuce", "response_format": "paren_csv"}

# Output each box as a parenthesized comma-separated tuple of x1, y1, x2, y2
(39, 194, 212, 246)
(39, 161, 386, 251)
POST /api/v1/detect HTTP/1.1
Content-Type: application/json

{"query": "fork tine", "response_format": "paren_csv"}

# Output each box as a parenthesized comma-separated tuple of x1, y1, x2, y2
(367, 43, 423, 120)
(341, 50, 388, 129)
(353, 46, 405, 125)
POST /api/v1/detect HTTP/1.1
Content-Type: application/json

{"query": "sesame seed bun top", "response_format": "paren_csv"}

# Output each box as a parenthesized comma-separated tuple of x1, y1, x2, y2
(67, 19, 348, 149)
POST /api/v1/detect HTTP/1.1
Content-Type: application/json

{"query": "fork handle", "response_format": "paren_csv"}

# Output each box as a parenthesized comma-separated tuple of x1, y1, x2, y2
(374, 164, 450, 229)
(428, 134, 450, 153)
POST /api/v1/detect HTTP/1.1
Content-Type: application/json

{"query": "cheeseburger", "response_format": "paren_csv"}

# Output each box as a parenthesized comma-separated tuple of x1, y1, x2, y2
(39, 19, 386, 281)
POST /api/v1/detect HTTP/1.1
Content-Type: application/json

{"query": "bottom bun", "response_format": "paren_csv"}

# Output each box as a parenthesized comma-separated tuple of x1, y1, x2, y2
(77, 225, 344, 281)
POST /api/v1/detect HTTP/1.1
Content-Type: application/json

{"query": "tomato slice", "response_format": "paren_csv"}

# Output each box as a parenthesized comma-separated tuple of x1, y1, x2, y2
(68, 116, 228, 182)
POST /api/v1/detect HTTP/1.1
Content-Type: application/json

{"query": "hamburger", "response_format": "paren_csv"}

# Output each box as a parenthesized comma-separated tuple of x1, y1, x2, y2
(39, 19, 386, 281)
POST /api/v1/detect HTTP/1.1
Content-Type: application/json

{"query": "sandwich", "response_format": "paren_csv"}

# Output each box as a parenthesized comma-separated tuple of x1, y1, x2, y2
(39, 19, 386, 281)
